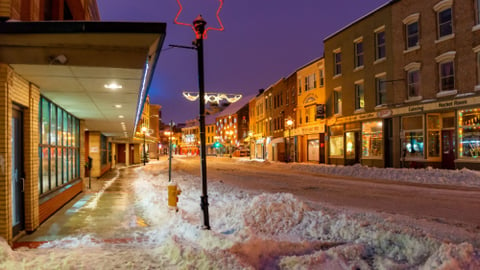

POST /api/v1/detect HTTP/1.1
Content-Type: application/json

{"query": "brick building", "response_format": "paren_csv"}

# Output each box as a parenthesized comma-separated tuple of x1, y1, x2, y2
(0, 1, 166, 245)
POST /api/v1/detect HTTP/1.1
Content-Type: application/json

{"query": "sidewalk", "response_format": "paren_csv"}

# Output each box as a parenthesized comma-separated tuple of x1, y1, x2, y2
(14, 165, 148, 249)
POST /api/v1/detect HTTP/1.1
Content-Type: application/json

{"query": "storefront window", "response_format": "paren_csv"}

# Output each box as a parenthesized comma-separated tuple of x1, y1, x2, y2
(402, 116, 424, 159)
(362, 121, 383, 158)
(458, 109, 480, 158)
(308, 139, 319, 161)
(329, 125, 344, 157)
(427, 115, 441, 158)
(38, 97, 80, 195)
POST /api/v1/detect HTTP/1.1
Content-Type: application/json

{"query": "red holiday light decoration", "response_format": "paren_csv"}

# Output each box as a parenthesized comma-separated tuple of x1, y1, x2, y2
(174, 0, 224, 39)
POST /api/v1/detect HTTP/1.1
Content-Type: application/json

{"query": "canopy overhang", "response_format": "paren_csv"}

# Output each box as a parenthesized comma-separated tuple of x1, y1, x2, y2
(0, 21, 166, 138)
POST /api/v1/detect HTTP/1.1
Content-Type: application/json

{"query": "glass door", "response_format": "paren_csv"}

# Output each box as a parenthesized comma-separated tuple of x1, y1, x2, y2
(12, 107, 24, 236)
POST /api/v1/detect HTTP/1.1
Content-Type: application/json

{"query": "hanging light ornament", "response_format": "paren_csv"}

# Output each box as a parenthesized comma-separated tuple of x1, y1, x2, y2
(182, 91, 242, 104)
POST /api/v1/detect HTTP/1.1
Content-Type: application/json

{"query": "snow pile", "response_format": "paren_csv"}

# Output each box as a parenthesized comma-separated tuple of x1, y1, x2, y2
(239, 159, 480, 188)
(0, 162, 479, 269)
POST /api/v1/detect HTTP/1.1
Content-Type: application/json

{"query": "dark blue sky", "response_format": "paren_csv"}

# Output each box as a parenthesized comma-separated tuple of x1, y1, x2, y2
(97, 0, 389, 124)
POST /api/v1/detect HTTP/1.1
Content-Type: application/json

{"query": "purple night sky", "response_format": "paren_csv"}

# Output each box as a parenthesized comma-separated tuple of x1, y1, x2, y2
(96, 0, 389, 124)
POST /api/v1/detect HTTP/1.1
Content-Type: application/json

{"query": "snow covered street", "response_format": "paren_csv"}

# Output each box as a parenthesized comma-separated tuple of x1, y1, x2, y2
(2, 157, 480, 269)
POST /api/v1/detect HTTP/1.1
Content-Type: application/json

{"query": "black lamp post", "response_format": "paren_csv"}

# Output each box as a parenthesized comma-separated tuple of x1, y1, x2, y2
(193, 15, 210, 230)
(141, 126, 147, 166)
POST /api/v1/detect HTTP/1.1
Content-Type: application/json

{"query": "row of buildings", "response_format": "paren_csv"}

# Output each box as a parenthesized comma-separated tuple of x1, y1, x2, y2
(172, 0, 480, 172)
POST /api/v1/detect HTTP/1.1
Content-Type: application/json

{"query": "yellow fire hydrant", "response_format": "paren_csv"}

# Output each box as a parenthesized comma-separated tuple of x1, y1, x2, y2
(168, 182, 181, 210)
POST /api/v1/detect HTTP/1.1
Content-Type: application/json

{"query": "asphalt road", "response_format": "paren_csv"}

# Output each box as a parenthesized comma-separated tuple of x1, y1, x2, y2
(174, 157, 480, 228)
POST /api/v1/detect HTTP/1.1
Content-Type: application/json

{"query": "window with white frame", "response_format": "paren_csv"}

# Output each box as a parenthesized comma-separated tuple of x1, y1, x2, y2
(404, 62, 421, 99)
(355, 81, 364, 110)
(354, 38, 364, 68)
(474, 45, 480, 89)
(375, 73, 387, 105)
(476, 0, 480, 25)
(403, 13, 420, 50)
(435, 51, 456, 92)
(334, 87, 342, 115)
(375, 27, 386, 60)
(334, 49, 342, 76)
(439, 61, 455, 91)
(434, 0, 453, 39)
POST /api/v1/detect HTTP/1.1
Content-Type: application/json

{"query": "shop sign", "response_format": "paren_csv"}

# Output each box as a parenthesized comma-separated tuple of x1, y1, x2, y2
(90, 146, 99, 153)
(393, 96, 480, 115)
(336, 112, 377, 125)
(377, 109, 392, 118)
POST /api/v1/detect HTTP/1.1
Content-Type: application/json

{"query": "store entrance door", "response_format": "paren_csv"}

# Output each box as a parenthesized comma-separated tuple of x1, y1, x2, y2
(441, 130, 455, 169)
(117, 144, 126, 163)
(12, 107, 25, 236)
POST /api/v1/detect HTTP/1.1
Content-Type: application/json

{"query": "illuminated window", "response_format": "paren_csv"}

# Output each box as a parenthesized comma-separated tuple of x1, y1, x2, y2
(334, 88, 342, 115)
(362, 121, 383, 158)
(329, 125, 344, 157)
(427, 115, 441, 158)
(39, 97, 80, 195)
(402, 116, 424, 159)
(458, 109, 480, 159)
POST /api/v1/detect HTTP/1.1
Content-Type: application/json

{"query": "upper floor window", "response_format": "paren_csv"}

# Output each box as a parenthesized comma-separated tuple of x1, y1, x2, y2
(354, 81, 365, 110)
(375, 73, 387, 106)
(434, 0, 453, 39)
(375, 27, 386, 60)
(334, 49, 342, 76)
(476, 0, 480, 25)
(404, 62, 421, 99)
(438, 8, 452, 38)
(354, 38, 364, 68)
(403, 14, 420, 50)
(435, 51, 456, 92)
(298, 79, 302, 95)
(475, 45, 480, 90)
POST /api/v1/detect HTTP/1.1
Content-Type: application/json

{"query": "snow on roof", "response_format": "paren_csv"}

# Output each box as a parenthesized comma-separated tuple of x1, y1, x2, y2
(216, 94, 256, 118)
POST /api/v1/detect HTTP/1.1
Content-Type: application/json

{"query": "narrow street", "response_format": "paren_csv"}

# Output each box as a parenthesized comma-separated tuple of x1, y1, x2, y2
(174, 157, 480, 228)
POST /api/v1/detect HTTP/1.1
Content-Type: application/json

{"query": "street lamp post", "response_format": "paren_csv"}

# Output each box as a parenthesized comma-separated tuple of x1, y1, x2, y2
(141, 126, 147, 166)
(193, 15, 210, 230)
(248, 131, 253, 160)
(286, 119, 294, 163)
(168, 121, 175, 182)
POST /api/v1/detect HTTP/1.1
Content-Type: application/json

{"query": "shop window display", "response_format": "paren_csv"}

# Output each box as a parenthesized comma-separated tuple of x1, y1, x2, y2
(329, 125, 344, 157)
(402, 116, 424, 159)
(458, 109, 480, 158)
(362, 121, 383, 158)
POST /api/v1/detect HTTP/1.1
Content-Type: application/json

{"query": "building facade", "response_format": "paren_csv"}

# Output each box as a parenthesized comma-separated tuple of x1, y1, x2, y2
(0, 1, 165, 245)
(293, 57, 327, 163)
(324, 3, 394, 167)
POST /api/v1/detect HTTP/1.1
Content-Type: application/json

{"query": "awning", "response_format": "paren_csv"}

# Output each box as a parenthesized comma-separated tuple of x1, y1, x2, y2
(0, 21, 166, 138)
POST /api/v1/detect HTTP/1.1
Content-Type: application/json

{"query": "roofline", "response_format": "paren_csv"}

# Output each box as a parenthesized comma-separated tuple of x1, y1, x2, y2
(323, 0, 393, 42)
(0, 21, 166, 34)
(296, 56, 324, 72)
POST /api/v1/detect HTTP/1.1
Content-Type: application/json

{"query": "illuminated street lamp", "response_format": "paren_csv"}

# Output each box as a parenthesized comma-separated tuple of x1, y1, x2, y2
(286, 119, 294, 163)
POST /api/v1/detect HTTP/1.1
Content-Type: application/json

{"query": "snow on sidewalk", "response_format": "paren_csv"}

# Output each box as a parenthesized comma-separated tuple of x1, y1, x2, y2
(1, 161, 479, 269)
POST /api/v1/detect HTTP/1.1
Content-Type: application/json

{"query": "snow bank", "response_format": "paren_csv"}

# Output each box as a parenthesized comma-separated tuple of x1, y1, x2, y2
(1, 160, 479, 269)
